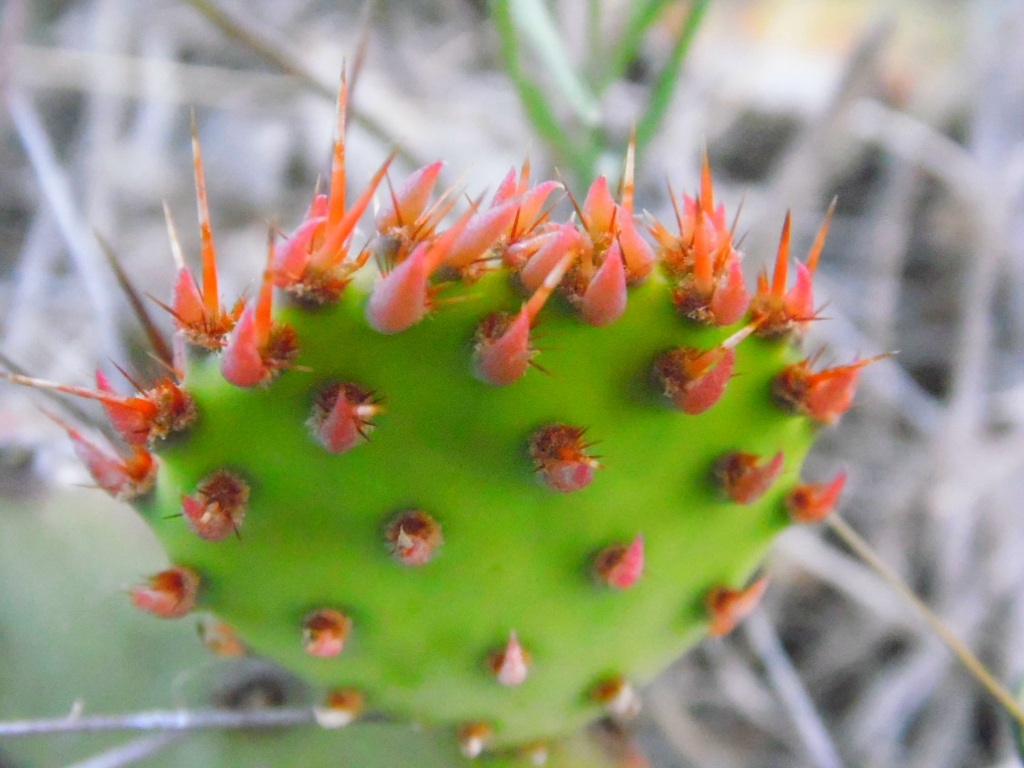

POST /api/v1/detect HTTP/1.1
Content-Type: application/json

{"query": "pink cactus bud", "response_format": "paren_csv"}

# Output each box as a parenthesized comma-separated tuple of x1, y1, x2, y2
(220, 304, 265, 387)
(171, 266, 205, 328)
(473, 309, 532, 386)
(273, 194, 328, 287)
(458, 722, 494, 759)
(221, 237, 299, 387)
(131, 566, 200, 619)
(314, 689, 365, 729)
(510, 180, 561, 238)
(580, 241, 628, 326)
(365, 245, 431, 334)
(615, 211, 655, 282)
(530, 424, 600, 493)
(594, 535, 645, 589)
(787, 470, 847, 523)
(181, 469, 249, 541)
(302, 608, 352, 658)
(521, 742, 550, 767)
(707, 578, 769, 636)
(708, 258, 750, 325)
(376, 160, 444, 233)
(308, 382, 381, 454)
(715, 451, 784, 505)
(475, 246, 578, 385)
(489, 631, 531, 687)
(443, 198, 520, 270)
(492, 166, 519, 206)
(591, 675, 641, 719)
(582, 176, 616, 238)
(520, 224, 583, 292)
(385, 510, 443, 566)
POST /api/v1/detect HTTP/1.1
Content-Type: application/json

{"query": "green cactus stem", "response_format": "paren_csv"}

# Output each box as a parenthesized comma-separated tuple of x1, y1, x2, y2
(0, 83, 866, 762)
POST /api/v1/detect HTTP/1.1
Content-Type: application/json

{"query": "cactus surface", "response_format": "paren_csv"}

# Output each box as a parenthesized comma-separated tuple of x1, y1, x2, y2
(3, 83, 865, 762)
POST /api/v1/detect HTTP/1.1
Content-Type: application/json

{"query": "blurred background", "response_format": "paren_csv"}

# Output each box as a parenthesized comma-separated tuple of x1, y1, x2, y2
(3, 0, 1024, 766)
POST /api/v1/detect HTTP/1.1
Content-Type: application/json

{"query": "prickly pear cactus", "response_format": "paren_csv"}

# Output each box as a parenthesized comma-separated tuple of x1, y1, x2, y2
(3, 82, 866, 763)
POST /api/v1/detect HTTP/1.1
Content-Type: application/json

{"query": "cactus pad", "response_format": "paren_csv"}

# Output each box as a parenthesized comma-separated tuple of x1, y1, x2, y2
(3, 84, 866, 761)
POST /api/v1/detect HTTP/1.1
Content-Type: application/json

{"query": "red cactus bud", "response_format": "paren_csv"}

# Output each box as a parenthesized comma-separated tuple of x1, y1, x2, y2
(774, 355, 886, 425)
(302, 608, 352, 658)
(95, 369, 157, 444)
(654, 347, 734, 415)
(529, 424, 600, 493)
(591, 675, 641, 719)
(385, 510, 443, 566)
(69, 429, 156, 501)
(653, 323, 753, 415)
(131, 566, 200, 619)
(707, 578, 768, 636)
(715, 451, 784, 504)
(786, 470, 846, 523)
(181, 469, 249, 541)
(580, 240, 628, 326)
(492, 165, 520, 206)
(594, 535, 645, 589)
(458, 722, 494, 759)
(489, 630, 531, 686)
(315, 688, 365, 729)
(278, 74, 393, 300)
(0, 371, 194, 446)
(751, 203, 834, 340)
(161, 124, 243, 349)
(198, 619, 246, 657)
(308, 382, 381, 454)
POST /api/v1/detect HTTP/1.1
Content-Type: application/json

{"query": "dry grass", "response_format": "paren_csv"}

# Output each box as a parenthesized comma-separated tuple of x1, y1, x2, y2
(3, 1, 1024, 766)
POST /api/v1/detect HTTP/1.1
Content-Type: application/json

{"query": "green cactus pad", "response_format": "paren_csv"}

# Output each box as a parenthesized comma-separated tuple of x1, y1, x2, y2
(0, 92, 852, 761)
(137, 266, 815, 750)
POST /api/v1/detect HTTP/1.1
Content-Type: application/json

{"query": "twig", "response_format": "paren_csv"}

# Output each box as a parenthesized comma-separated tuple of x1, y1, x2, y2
(744, 608, 844, 768)
(64, 732, 186, 768)
(6, 89, 121, 363)
(181, 0, 410, 162)
(0, 705, 317, 737)
(183, 0, 332, 98)
(827, 514, 1024, 726)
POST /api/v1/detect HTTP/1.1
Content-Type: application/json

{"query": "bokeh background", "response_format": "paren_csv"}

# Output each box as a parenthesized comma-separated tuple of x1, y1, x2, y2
(3, 1, 1024, 766)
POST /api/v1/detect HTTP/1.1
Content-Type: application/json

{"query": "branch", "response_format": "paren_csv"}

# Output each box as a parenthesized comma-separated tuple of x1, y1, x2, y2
(0, 705, 317, 738)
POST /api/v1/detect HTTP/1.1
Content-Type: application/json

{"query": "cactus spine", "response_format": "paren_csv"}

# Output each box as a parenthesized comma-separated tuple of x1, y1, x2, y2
(2, 81, 865, 762)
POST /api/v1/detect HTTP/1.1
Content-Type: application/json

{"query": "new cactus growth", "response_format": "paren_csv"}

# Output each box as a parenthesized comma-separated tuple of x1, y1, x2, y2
(1, 81, 869, 763)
